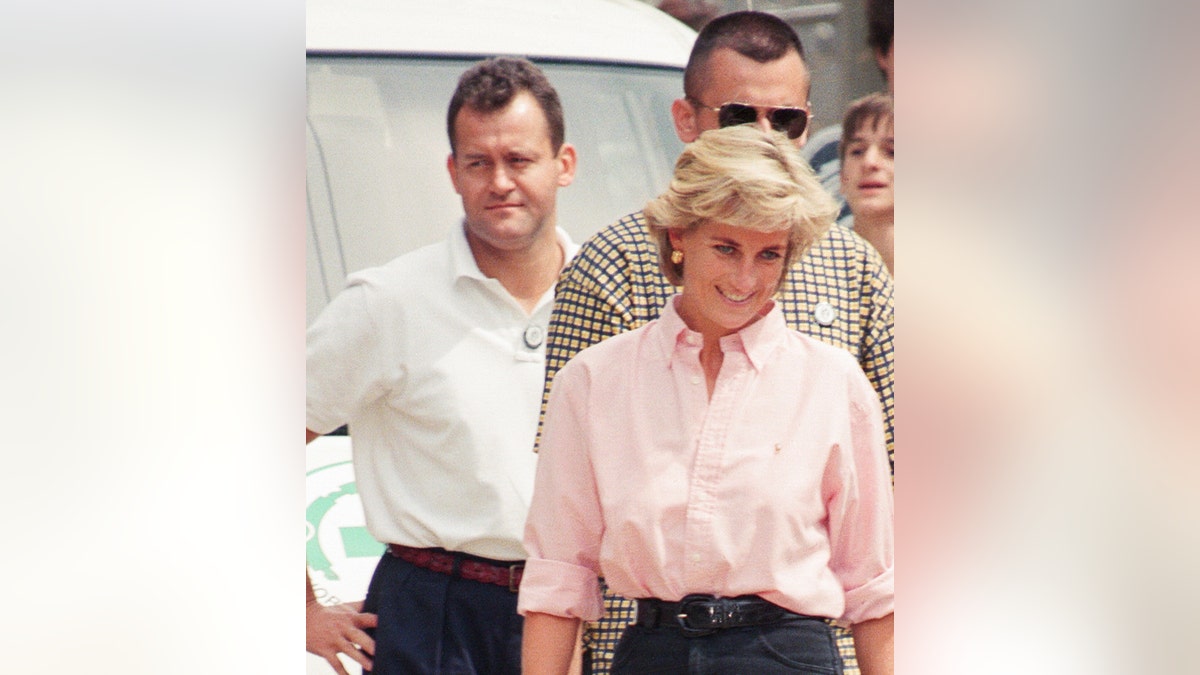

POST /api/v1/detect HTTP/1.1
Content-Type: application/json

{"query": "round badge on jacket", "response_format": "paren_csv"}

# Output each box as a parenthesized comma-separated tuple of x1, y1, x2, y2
(523, 324, 544, 350)
(814, 301, 836, 327)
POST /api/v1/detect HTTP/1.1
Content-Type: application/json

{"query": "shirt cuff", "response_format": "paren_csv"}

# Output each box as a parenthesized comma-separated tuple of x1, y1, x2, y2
(841, 565, 894, 625)
(517, 558, 604, 621)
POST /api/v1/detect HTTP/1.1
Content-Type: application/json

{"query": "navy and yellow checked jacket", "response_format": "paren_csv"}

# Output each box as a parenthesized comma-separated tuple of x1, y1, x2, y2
(540, 210, 895, 675)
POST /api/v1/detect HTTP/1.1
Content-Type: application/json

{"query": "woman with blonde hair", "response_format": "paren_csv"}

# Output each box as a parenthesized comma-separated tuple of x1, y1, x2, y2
(518, 126, 894, 674)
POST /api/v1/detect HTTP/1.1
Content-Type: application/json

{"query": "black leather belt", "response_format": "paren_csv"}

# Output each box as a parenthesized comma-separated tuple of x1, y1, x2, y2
(635, 594, 820, 637)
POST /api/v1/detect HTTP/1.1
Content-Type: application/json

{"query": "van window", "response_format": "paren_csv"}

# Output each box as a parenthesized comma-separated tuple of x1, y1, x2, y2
(306, 55, 685, 320)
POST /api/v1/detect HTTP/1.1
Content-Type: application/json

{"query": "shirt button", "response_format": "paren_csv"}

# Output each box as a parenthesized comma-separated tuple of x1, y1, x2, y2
(690, 376, 701, 385)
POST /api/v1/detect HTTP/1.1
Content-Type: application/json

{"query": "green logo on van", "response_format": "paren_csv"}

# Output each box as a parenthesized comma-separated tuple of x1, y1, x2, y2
(306, 461, 385, 581)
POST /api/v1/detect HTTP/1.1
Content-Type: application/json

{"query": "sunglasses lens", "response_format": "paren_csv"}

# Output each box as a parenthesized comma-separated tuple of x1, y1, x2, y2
(715, 103, 808, 139)
(717, 103, 758, 128)
(771, 108, 808, 139)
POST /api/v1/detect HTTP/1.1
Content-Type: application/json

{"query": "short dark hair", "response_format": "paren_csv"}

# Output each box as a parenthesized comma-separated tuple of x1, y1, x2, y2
(446, 57, 565, 155)
(838, 92, 893, 162)
(683, 11, 805, 100)
(867, 0, 893, 57)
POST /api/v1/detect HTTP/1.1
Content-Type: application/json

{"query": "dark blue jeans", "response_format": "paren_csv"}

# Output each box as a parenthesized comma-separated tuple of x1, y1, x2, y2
(610, 617, 843, 674)
(360, 553, 523, 675)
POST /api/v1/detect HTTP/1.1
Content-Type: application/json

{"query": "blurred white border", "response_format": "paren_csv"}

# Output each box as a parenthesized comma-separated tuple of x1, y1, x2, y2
(0, 1, 301, 672)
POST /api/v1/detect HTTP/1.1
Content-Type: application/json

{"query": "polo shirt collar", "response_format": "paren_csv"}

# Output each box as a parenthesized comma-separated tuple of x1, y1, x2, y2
(448, 221, 488, 281)
(447, 221, 578, 283)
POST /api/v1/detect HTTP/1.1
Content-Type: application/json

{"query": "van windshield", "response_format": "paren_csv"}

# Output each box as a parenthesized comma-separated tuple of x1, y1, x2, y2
(306, 56, 685, 319)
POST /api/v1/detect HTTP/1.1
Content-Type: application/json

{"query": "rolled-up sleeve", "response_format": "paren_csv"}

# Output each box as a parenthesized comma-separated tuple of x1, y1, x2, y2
(518, 360, 606, 621)
(826, 366, 895, 625)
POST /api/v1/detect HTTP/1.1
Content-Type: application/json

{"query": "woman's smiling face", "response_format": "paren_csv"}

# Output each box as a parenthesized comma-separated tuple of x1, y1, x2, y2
(669, 220, 790, 340)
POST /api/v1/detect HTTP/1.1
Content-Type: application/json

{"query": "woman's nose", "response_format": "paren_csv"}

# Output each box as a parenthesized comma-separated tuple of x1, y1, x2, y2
(733, 258, 757, 289)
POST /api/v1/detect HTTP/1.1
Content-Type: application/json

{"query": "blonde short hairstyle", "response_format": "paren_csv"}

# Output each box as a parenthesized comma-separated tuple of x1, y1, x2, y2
(644, 125, 838, 287)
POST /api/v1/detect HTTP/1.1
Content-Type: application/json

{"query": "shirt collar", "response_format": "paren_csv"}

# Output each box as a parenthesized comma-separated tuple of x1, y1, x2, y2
(659, 296, 787, 372)
(448, 221, 578, 283)
(449, 221, 487, 281)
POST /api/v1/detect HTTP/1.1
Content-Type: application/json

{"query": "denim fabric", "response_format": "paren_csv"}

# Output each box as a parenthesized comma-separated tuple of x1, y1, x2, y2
(610, 617, 842, 675)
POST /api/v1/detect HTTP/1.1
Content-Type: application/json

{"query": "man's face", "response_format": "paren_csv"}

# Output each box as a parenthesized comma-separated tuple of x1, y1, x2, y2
(447, 91, 576, 255)
(840, 116, 894, 223)
(673, 47, 812, 147)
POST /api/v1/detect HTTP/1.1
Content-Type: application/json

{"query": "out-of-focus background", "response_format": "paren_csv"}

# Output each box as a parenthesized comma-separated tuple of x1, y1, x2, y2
(4, 0, 1200, 672)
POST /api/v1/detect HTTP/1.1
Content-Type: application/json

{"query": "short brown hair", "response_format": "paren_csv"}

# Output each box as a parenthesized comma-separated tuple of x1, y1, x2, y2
(838, 93, 894, 163)
(446, 57, 565, 155)
(867, 0, 893, 57)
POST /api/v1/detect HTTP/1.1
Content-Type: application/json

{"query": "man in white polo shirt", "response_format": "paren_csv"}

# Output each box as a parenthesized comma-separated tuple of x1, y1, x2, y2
(304, 57, 578, 675)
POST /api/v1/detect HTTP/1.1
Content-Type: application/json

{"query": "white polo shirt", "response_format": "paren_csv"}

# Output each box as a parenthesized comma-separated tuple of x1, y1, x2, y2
(306, 223, 577, 561)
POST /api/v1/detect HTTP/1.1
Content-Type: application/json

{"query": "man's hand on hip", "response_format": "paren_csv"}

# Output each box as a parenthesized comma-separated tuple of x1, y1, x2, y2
(307, 599, 378, 675)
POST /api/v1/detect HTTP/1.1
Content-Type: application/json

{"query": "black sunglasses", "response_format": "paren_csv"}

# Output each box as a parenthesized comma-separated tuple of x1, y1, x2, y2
(690, 99, 810, 140)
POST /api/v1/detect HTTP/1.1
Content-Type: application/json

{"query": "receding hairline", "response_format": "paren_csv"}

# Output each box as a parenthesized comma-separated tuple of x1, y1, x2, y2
(450, 90, 558, 155)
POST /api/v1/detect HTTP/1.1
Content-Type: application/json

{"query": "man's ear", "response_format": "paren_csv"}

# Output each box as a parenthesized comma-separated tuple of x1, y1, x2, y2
(446, 153, 462, 195)
(556, 143, 578, 187)
(671, 98, 701, 143)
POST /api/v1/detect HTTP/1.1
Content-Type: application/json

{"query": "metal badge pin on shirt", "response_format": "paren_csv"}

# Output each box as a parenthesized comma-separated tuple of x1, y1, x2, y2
(813, 301, 835, 327)
(523, 324, 544, 350)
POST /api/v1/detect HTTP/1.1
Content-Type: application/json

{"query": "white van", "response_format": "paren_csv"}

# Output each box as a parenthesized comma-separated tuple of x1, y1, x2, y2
(306, 1, 694, 671)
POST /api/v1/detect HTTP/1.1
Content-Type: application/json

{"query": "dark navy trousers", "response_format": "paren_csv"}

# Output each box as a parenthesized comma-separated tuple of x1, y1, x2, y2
(361, 553, 522, 675)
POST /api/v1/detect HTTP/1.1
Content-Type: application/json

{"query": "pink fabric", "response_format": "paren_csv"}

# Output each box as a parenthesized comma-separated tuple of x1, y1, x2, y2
(518, 297, 893, 625)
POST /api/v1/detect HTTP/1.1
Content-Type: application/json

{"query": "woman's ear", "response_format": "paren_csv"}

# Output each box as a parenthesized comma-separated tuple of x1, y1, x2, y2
(667, 228, 685, 250)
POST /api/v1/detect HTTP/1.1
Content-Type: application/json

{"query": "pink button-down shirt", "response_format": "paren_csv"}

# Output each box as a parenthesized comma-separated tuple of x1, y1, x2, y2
(518, 297, 893, 626)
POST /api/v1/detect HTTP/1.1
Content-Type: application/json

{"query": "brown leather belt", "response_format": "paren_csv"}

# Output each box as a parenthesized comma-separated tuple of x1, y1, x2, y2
(387, 544, 524, 592)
